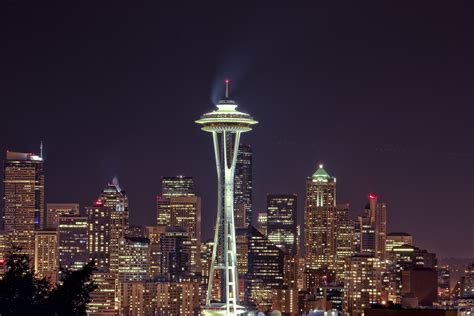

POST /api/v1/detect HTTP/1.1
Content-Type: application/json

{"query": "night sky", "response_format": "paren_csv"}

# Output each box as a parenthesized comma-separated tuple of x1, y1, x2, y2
(0, 2, 472, 258)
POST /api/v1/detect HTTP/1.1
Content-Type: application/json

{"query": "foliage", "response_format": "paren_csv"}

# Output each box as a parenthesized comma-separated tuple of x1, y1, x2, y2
(0, 248, 97, 316)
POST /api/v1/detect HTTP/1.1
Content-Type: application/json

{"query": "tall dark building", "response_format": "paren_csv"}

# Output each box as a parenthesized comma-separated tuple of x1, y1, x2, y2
(162, 176, 195, 198)
(159, 226, 191, 281)
(3, 150, 44, 259)
(247, 225, 285, 310)
(234, 143, 253, 227)
(58, 216, 88, 272)
(267, 194, 298, 255)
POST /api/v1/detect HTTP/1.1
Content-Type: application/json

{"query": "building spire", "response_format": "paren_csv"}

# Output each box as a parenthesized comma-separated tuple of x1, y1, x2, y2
(40, 141, 43, 159)
(225, 79, 229, 98)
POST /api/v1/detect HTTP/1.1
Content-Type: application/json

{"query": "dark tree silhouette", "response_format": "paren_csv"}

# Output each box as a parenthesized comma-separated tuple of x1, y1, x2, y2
(0, 248, 97, 316)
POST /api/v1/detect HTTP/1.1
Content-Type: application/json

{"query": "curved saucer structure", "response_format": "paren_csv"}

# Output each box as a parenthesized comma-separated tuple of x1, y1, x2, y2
(196, 81, 257, 315)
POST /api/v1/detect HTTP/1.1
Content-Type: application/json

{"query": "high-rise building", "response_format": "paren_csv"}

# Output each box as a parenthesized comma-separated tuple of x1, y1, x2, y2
(3, 150, 44, 259)
(118, 237, 150, 282)
(304, 164, 336, 270)
(162, 176, 194, 198)
(57, 215, 88, 271)
(368, 194, 387, 260)
(234, 143, 253, 227)
(158, 227, 191, 281)
(156, 195, 201, 274)
(344, 254, 384, 315)
(267, 194, 297, 255)
(86, 202, 111, 272)
(34, 229, 58, 282)
(247, 225, 285, 311)
(98, 178, 129, 274)
(356, 194, 387, 260)
(45, 203, 79, 229)
(196, 80, 257, 315)
(144, 225, 167, 279)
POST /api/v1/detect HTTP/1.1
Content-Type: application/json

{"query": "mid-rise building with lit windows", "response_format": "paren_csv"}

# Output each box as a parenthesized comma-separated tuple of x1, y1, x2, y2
(144, 225, 167, 279)
(34, 229, 58, 282)
(344, 254, 384, 315)
(438, 266, 451, 305)
(267, 194, 297, 255)
(118, 237, 150, 282)
(155, 280, 200, 315)
(156, 195, 201, 273)
(88, 272, 117, 315)
(257, 212, 267, 235)
(3, 150, 44, 260)
(45, 203, 79, 229)
(58, 215, 88, 271)
(86, 203, 111, 271)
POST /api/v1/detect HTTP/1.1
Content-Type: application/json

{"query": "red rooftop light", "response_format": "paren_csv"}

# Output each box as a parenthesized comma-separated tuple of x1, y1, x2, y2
(368, 193, 378, 200)
(94, 199, 103, 206)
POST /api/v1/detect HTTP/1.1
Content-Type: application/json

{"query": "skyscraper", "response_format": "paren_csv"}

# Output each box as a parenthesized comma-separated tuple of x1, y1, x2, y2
(159, 227, 191, 281)
(196, 80, 257, 315)
(58, 215, 88, 271)
(3, 150, 44, 259)
(368, 194, 387, 260)
(304, 164, 336, 271)
(45, 203, 80, 229)
(386, 232, 413, 253)
(267, 194, 298, 255)
(234, 143, 253, 227)
(98, 178, 129, 274)
(118, 237, 150, 282)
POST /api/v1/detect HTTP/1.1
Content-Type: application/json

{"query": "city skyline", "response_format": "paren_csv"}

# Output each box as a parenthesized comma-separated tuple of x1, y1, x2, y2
(0, 2, 471, 263)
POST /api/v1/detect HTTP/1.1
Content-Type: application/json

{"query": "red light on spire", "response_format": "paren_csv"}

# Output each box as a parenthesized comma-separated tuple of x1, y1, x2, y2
(368, 193, 377, 200)
(225, 79, 229, 84)
(94, 199, 103, 206)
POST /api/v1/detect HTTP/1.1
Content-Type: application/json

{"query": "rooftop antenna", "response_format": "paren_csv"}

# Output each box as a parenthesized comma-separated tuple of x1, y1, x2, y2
(40, 141, 43, 159)
(225, 79, 229, 98)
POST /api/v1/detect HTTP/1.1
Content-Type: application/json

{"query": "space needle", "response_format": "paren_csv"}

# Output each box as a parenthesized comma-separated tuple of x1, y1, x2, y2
(196, 80, 258, 315)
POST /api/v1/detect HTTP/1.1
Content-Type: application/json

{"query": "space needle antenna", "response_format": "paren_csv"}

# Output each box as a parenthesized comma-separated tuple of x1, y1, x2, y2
(225, 79, 229, 98)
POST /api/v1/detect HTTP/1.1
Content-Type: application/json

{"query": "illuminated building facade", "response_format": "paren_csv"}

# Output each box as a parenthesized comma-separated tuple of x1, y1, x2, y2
(118, 237, 150, 282)
(34, 229, 58, 282)
(88, 272, 117, 315)
(267, 194, 297, 255)
(304, 164, 336, 270)
(155, 281, 200, 315)
(144, 225, 167, 279)
(99, 178, 129, 274)
(57, 215, 88, 271)
(3, 150, 44, 259)
(156, 195, 201, 273)
(45, 203, 79, 229)
(196, 80, 257, 315)
(234, 143, 253, 227)
(344, 254, 384, 315)
(356, 194, 387, 260)
(162, 175, 195, 198)
(86, 204, 111, 271)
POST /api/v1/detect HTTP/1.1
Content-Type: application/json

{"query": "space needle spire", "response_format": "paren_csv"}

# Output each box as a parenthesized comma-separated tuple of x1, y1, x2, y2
(196, 80, 258, 315)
